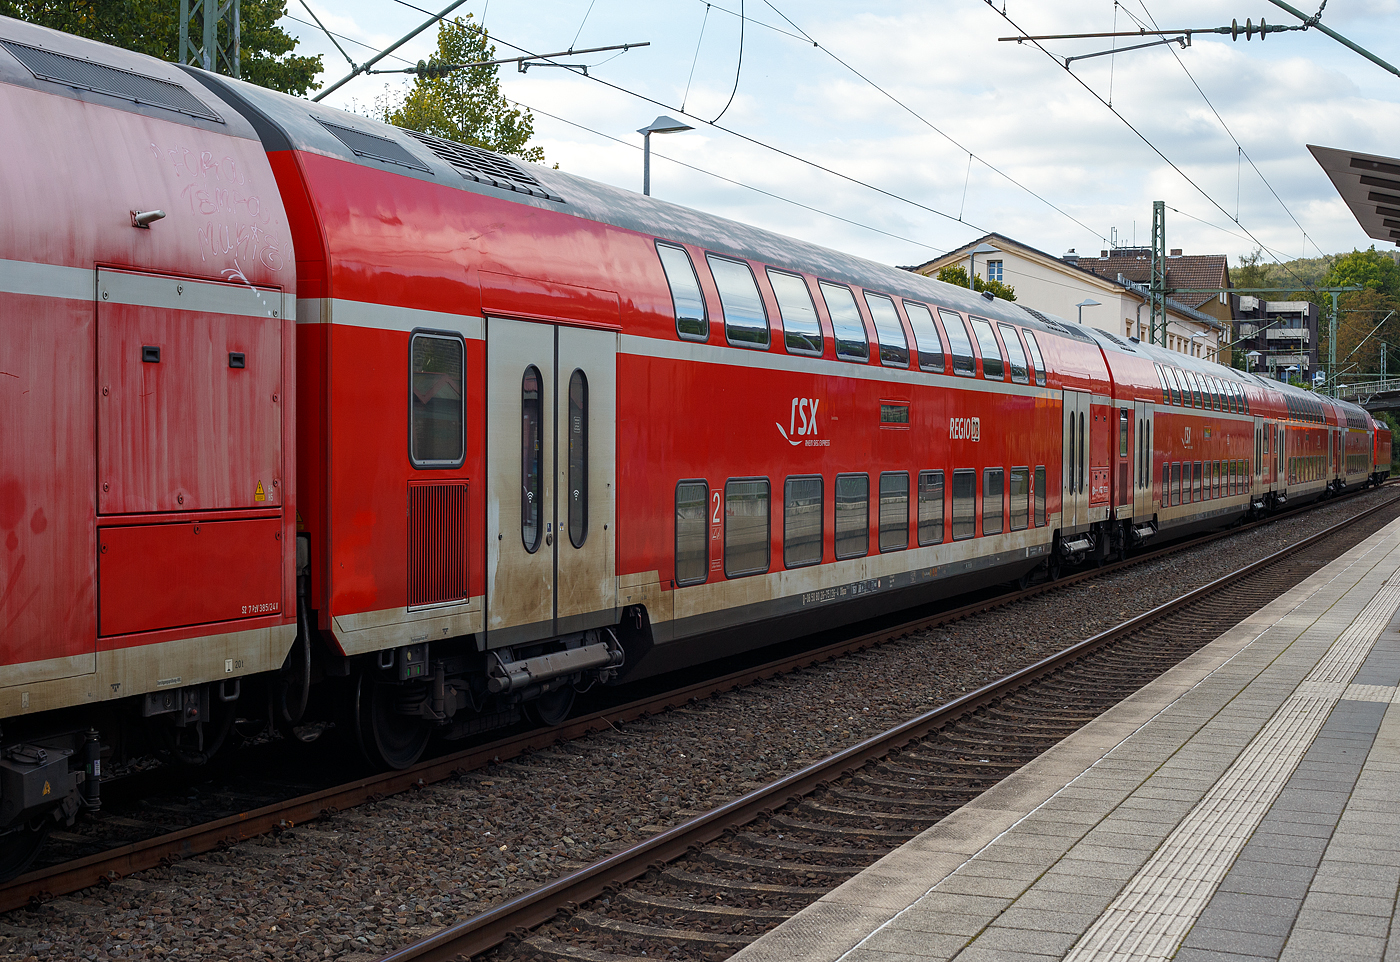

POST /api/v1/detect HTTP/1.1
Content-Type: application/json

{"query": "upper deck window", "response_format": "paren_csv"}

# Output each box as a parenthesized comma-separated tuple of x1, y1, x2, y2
(999, 324, 1030, 384)
(707, 255, 769, 349)
(864, 293, 909, 368)
(939, 310, 976, 377)
(819, 282, 869, 362)
(1023, 331, 1047, 387)
(656, 243, 707, 340)
(767, 269, 822, 356)
(902, 301, 944, 373)
(970, 318, 1005, 380)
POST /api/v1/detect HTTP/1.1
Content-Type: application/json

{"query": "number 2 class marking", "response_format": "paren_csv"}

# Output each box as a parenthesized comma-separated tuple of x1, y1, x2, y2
(711, 491, 721, 524)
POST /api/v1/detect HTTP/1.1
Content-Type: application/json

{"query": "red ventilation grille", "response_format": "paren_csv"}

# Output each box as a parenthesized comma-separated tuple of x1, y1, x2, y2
(408, 482, 468, 608)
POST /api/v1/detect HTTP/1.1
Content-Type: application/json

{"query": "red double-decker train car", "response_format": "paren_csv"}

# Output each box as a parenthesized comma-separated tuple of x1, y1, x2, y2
(0, 17, 1389, 872)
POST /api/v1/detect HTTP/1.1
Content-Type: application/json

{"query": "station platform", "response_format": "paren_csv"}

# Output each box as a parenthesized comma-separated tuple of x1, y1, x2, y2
(733, 517, 1400, 962)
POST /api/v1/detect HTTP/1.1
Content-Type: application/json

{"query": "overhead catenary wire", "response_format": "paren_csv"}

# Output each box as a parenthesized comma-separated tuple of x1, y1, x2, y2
(279, 14, 951, 256)
(366, 0, 997, 234)
(985, 1, 1325, 299)
(709, 0, 744, 123)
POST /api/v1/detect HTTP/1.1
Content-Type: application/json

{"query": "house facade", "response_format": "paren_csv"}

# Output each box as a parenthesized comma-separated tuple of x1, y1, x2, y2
(910, 235, 1225, 361)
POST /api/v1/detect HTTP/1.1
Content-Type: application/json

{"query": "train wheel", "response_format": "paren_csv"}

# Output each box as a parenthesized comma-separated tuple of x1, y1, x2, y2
(528, 685, 576, 727)
(353, 672, 430, 770)
(0, 822, 50, 881)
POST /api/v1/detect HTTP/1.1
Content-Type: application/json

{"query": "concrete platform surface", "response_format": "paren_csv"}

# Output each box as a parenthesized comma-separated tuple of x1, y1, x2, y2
(732, 516, 1400, 962)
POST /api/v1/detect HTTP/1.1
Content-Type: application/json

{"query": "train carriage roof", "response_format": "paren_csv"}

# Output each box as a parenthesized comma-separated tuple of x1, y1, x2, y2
(190, 68, 1086, 338)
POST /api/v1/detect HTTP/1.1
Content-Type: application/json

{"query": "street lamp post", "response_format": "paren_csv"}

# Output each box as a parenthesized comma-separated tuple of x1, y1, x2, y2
(1246, 350, 1261, 374)
(969, 243, 998, 286)
(637, 115, 693, 196)
(1074, 298, 1101, 326)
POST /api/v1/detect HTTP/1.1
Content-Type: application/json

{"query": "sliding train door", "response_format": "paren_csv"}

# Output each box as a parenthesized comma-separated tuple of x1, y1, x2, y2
(483, 317, 616, 648)
(1061, 390, 1091, 532)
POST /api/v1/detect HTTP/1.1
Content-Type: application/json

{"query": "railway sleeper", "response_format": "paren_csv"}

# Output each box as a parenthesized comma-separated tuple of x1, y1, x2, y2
(618, 891, 794, 921)
(825, 787, 956, 811)
(698, 849, 862, 878)
(659, 866, 820, 898)
(522, 936, 651, 962)
(570, 909, 760, 948)
(793, 799, 939, 827)
(745, 825, 911, 852)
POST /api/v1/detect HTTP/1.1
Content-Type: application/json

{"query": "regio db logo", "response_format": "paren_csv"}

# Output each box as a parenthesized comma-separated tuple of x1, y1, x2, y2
(950, 416, 981, 441)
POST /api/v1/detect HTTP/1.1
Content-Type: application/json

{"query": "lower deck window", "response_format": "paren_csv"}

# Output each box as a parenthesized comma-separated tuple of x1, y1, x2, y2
(1193, 462, 1202, 502)
(878, 472, 909, 552)
(1162, 463, 1170, 509)
(1034, 466, 1046, 526)
(725, 479, 770, 577)
(952, 469, 976, 540)
(1010, 467, 1029, 531)
(784, 476, 823, 568)
(983, 468, 1004, 536)
(918, 470, 944, 545)
(1171, 463, 1182, 505)
(835, 474, 869, 559)
(675, 481, 708, 586)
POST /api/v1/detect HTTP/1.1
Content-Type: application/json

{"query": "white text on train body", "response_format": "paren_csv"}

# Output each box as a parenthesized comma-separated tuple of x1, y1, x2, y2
(950, 416, 981, 441)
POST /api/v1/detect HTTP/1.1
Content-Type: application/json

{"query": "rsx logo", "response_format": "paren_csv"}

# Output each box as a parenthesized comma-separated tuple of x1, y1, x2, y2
(777, 398, 820, 445)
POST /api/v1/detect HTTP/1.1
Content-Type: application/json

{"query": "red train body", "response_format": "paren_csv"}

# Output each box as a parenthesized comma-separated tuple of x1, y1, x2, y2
(0, 18, 1390, 863)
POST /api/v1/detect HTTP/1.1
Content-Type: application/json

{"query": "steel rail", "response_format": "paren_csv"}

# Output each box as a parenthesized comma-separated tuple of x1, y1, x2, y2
(1, 485, 1390, 913)
(375, 490, 1400, 962)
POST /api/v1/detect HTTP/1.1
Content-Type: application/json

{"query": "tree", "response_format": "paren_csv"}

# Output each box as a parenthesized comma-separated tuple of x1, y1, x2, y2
(0, 0, 322, 96)
(1322, 247, 1400, 298)
(384, 15, 544, 164)
(934, 264, 1016, 302)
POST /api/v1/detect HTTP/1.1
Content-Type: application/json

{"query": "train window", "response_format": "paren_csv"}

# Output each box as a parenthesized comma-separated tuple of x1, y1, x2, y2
(1193, 462, 1203, 502)
(567, 370, 589, 548)
(410, 332, 465, 467)
(865, 293, 910, 368)
(1187, 371, 1203, 408)
(879, 472, 909, 551)
(918, 470, 944, 545)
(940, 310, 977, 377)
(1213, 461, 1220, 498)
(708, 255, 770, 349)
(1154, 364, 1169, 404)
(1010, 467, 1030, 531)
(971, 318, 1005, 380)
(1243, 389, 1250, 416)
(983, 468, 1004, 536)
(820, 282, 870, 362)
(835, 474, 870, 559)
(783, 476, 823, 568)
(952, 469, 976, 541)
(1162, 463, 1170, 508)
(521, 366, 544, 553)
(999, 324, 1030, 384)
(1164, 367, 1182, 405)
(1214, 377, 1225, 411)
(903, 301, 945, 373)
(675, 481, 709, 586)
(657, 243, 708, 340)
(1035, 466, 1046, 526)
(1225, 381, 1236, 413)
(724, 479, 770, 577)
(768, 269, 823, 356)
(1119, 409, 1129, 458)
(1023, 331, 1048, 387)
(1171, 463, 1182, 505)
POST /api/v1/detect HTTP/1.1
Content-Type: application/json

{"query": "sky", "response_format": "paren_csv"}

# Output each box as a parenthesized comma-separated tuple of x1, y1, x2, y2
(281, 0, 1400, 274)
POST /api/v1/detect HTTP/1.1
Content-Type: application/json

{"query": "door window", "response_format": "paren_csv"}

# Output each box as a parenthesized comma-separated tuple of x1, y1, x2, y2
(521, 366, 544, 553)
(567, 370, 588, 548)
(1035, 466, 1046, 526)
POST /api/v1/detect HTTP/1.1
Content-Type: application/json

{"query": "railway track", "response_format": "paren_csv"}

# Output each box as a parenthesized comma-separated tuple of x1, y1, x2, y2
(375, 487, 1400, 962)
(1, 486, 1394, 917)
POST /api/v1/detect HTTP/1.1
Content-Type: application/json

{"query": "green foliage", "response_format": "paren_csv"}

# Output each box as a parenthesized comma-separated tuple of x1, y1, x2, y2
(0, 0, 321, 95)
(1227, 249, 1332, 293)
(934, 263, 1016, 302)
(385, 15, 544, 165)
(1323, 247, 1400, 298)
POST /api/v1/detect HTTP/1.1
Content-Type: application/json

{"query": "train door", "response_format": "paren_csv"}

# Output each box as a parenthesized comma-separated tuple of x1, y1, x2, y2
(1252, 417, 1264, 496)
(1133, 400, 1153, 518)
(1061, 391, 1091, 531)
(1115, 407, 1131, 515)
(484, 317, 617, 648)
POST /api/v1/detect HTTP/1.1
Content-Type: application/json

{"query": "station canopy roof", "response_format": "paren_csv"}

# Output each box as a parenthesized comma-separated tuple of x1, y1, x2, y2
(1309, 144, 1400, 247)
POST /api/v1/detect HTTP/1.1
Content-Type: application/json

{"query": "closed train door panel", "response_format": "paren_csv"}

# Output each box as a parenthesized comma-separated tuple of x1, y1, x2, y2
(1134, 400, 1153, 519)
(485, 318, 616, 648)
(1061, 390, 1091, 531)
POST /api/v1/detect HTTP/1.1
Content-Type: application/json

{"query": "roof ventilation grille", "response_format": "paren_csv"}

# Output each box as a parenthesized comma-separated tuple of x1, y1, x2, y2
(0, 38, 221, 122)
(316, 120, 430, 172)
(403, 129, 562, 202)
(1018, 305, 1099, 345)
